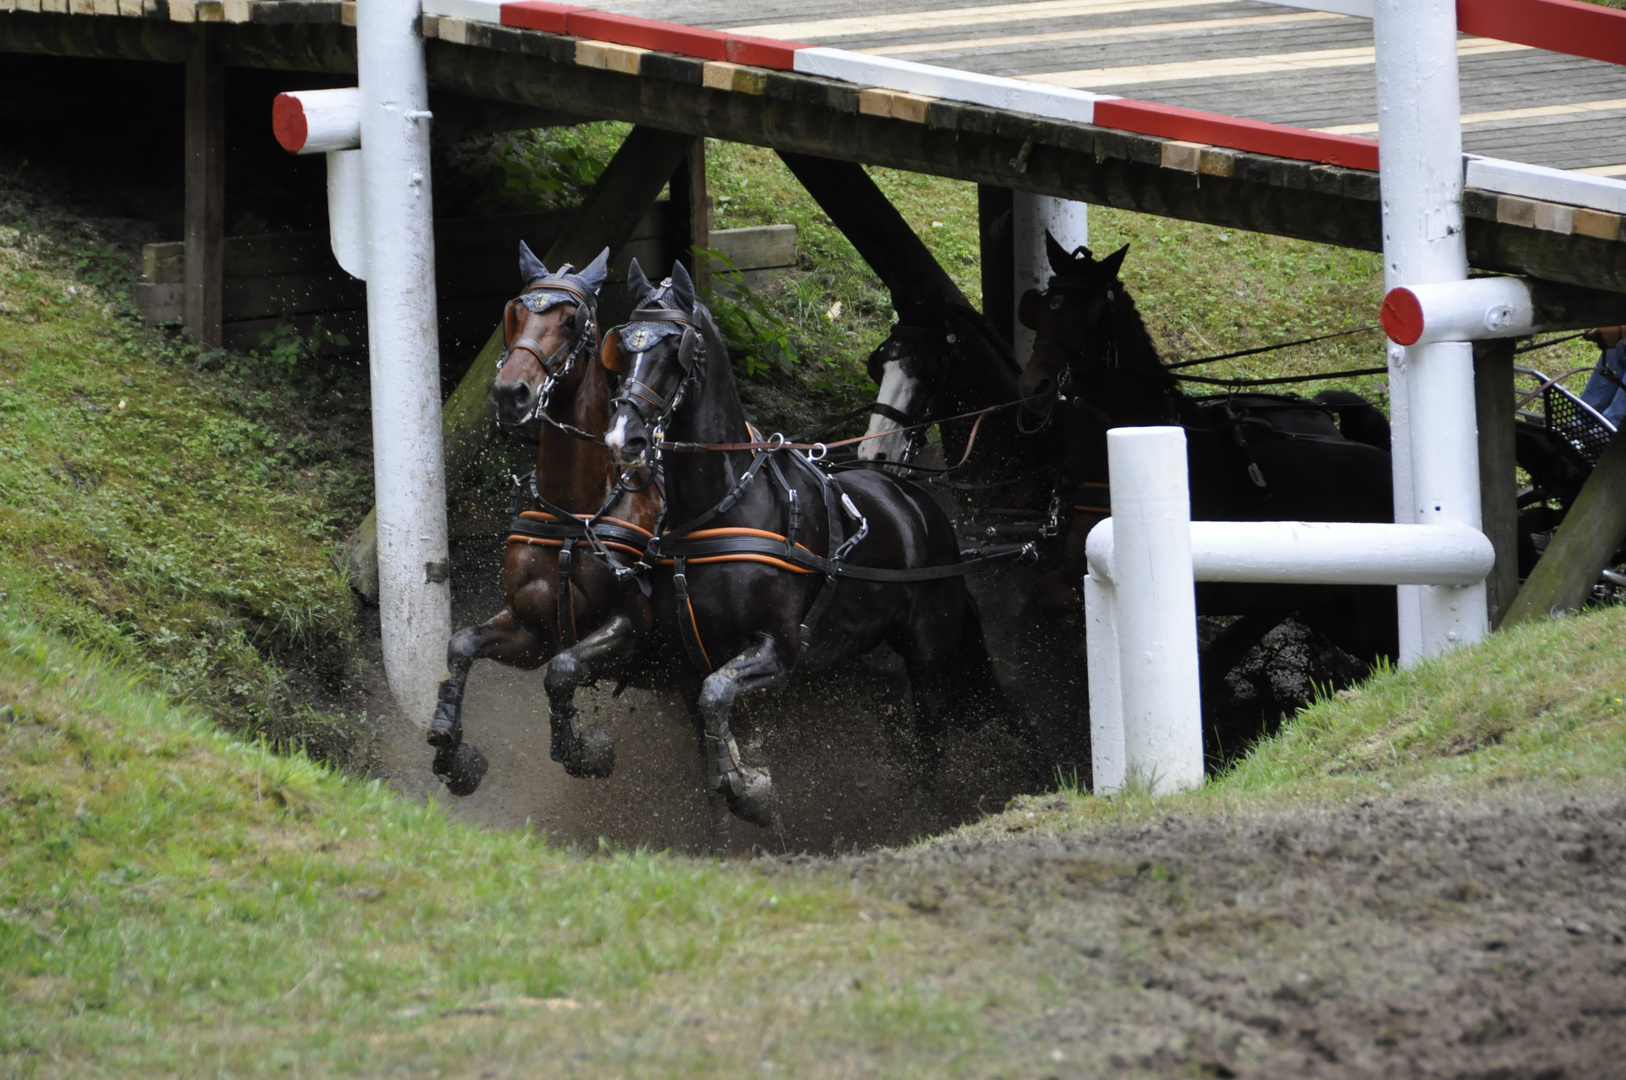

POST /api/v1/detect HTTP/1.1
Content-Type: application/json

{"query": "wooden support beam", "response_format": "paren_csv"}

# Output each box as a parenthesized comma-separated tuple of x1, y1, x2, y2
(1501, 425, 1626, 627)
(665, 136, 709, 294)
(183, 24, 225, 349)
(977, 184, 1015, 346)
(1475, 338, 1519, 628)
(346, 124, 697, 597)
(777, 150, 969, 310)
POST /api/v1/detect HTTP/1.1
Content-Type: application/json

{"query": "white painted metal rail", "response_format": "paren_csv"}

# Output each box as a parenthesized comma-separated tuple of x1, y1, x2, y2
(1083, 428, 1496, 797)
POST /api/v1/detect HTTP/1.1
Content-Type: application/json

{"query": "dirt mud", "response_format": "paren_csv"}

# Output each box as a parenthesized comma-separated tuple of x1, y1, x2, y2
(828, 789, 1626, 1078)
(370, 536, 1057, 855)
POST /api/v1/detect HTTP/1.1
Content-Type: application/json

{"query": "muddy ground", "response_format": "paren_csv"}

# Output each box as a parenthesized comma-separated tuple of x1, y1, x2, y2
(370, 535, 1077, 855)
(819, 789, 1626, 1078)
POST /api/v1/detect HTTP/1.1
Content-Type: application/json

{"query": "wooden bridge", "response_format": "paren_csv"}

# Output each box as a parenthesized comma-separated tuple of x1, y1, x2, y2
(6, 0, 1626, 350)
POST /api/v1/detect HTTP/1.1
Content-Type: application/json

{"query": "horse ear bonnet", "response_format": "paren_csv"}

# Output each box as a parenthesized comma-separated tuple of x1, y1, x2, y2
(626, 258, 653, 305)
(1018, 289, 1043, 331)
(518, 240, 549, 286)
(1045, 231, 1080, 275)
(670, 261, 696, 314)
(1099, 243, 1131, 281)
(578, 247, 610, 296)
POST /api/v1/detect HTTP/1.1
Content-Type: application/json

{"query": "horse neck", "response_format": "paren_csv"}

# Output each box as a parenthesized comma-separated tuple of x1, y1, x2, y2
(662, 314, 758, 522)
(1109, 284, 1163, 373)
(534, 355, 618, 512)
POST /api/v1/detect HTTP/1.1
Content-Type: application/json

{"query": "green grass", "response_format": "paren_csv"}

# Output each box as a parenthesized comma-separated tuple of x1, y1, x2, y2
(3, 591, 1624, 1075)
(0, 200, 364, 759)
(5, 127, 1625, 1075)
(0, 612, 984, 1078)
(978, 604, 1626, 840)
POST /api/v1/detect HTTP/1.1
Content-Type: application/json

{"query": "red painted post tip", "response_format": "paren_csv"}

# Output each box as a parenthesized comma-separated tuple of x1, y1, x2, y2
(1380, 287, 1425, 346)
(271, 93, 307, 154)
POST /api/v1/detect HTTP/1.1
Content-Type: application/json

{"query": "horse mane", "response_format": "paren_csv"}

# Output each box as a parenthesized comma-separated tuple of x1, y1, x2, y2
(1108, 282, 1165, 380)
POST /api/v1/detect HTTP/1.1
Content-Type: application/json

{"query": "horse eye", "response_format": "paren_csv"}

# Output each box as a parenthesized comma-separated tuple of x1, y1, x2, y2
(945, 333, 957, 344)
(1049, 297, 1064, 310)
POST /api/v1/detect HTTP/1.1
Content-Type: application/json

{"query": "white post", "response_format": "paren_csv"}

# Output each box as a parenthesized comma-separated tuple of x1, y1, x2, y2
(1013, 192, 1088, 357)
(357, 0, 451, 729)
(1373, 0, 1489, 662)
(1083, 572, 1125, 794)
(1106, 427, 1204, 794)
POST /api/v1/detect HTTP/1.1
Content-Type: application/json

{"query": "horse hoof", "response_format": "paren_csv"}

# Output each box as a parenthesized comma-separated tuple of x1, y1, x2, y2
(427, 707, 461, 750)
(561, 724, 616, 780)
(433, 742, 487, 797)
(724, 765, 775, 829)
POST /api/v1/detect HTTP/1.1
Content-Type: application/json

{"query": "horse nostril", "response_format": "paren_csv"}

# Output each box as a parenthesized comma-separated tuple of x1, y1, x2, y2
(621, 435, 647, 459)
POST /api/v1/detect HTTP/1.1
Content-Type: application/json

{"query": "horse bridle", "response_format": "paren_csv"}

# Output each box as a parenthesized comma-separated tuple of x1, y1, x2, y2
(496, 279, 600, 426)
(605, 306, 705, 458)
(1031, 275, 1120, 371)
(867, 324, 956, 462)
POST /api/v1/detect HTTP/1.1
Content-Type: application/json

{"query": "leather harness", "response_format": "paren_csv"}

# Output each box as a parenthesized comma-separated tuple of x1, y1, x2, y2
(603, 301, 1033, 675)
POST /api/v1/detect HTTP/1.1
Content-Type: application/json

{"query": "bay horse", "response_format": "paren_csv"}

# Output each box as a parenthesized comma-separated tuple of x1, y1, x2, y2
(602, 260, 1011, 829)
(427, 243, 663, 795)
(1014, 234, 1398, 719)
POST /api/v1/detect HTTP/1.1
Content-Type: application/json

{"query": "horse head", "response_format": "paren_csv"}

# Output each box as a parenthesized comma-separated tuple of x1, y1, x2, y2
(1016, 233, 1134, 420)
(859, 290, 955, 463)
(490, 242, 609, 426)
(603, 259, 709, 467)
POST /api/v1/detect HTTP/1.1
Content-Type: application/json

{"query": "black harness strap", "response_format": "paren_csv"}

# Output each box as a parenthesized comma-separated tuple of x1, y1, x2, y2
(556, 546, 577, 648)
(671, 556, 713, 674)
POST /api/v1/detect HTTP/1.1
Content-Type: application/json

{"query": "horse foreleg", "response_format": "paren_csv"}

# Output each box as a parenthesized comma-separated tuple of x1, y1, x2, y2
(675, 674, 734, 855)
(543, 614, 639, 779)
(699, 633, 789, 830)
(428, 610, 545, 796)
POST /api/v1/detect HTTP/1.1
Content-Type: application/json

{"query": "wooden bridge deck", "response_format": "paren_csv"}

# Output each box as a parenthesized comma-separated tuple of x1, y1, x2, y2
(602, 0, 1626, 175)
(4, 0, 1626, 296)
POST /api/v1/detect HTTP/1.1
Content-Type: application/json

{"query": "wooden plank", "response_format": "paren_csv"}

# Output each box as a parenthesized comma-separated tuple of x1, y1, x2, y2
(777, 150, 971, 309)
(183, 23, 224, 348)
(1502, 423, 1626, 626)
(977, 184, 1014, 345)
(1474, 338, 1518, 628)
(710, 224, 795, 272)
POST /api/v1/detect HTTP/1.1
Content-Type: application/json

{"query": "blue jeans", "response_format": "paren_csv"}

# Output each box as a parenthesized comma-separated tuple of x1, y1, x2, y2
(1581, 341, 1626, 428)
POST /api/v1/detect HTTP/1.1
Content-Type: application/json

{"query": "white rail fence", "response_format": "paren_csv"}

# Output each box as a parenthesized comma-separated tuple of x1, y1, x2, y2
(1083, 428, 1496, 794)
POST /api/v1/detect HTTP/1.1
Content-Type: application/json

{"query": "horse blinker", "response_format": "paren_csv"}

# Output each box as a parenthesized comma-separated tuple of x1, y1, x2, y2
(599, 328, 627, 373)
(1018, 289, 1043, 331)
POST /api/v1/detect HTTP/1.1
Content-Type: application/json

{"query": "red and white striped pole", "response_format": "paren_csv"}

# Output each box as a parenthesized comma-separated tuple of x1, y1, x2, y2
(1373, 0, 1489, 661)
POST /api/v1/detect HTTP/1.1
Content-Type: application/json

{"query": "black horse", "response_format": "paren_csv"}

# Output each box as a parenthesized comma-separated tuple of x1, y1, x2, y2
(1015, 235, 1397, 723)
(602, 260, 1011, 828)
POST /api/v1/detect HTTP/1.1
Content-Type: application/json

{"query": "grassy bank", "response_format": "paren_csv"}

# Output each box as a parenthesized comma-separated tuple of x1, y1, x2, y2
(0, 188, 366, 759)
(3, 597, 1623, 1076)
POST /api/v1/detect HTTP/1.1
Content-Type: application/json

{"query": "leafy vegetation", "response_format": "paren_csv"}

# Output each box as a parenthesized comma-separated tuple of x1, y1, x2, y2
(0, 192, 367, 760)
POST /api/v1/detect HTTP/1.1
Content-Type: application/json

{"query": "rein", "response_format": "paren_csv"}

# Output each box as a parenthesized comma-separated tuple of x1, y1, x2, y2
(656, 398, 1023, 456)
(1162, 324, 1381, 371)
